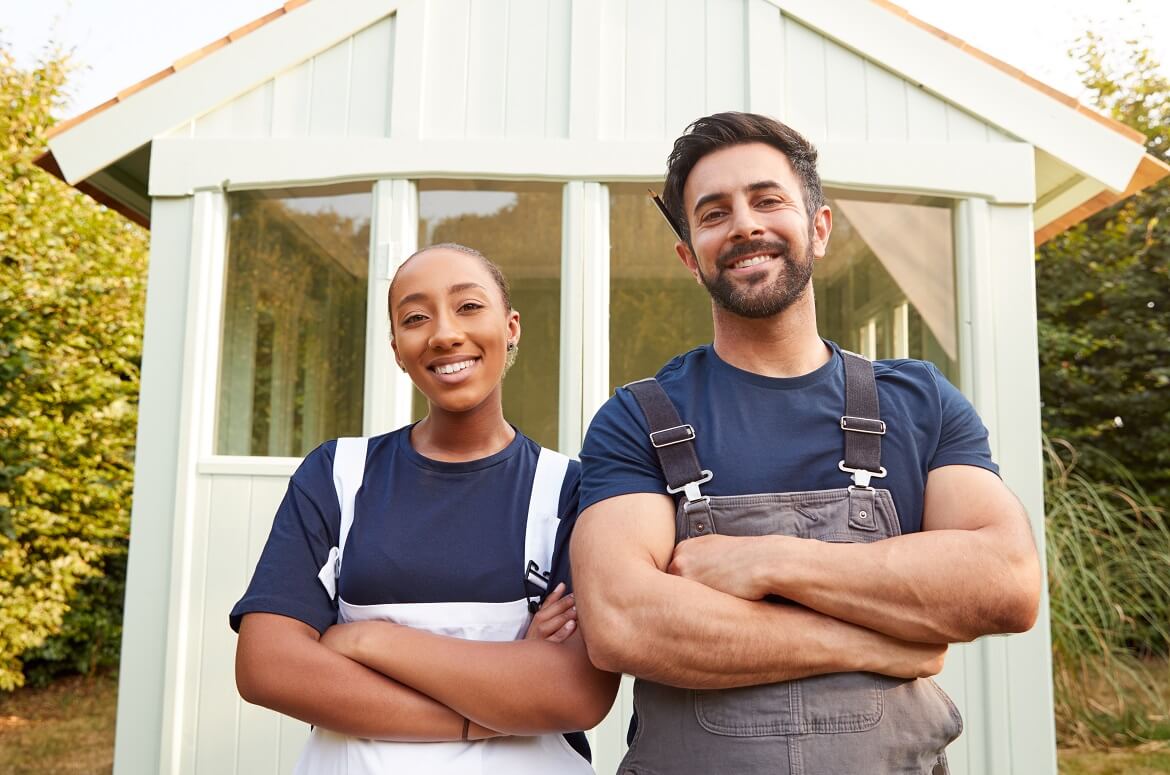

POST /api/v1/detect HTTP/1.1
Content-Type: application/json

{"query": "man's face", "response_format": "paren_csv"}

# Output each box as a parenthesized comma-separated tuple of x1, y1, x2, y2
(676, 142, 831, 319)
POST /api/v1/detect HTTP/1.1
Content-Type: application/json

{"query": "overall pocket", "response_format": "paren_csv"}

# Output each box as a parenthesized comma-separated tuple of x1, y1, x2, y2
(694, 672, 883, 736)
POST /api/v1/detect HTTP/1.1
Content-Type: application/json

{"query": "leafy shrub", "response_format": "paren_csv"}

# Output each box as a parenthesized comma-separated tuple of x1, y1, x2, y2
(0, 47, 147, 689)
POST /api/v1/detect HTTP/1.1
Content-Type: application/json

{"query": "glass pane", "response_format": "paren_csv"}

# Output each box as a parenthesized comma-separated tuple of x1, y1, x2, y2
(815, 195, 958, 381)
(415, 181, 563, 449)
(608, 183, 713, 392)
(217, 185, 371, 456)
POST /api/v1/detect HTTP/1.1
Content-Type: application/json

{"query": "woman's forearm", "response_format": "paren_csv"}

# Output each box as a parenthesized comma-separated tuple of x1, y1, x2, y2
(324, 621, 618, 735)
(236, 613, 499, 741)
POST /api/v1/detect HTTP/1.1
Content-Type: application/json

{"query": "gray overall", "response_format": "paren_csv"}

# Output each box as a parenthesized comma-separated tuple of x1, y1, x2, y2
(620, 352, 962, 775)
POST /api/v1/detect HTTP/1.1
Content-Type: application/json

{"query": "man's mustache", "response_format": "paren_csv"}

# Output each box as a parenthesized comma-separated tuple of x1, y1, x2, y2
(717, 239, 791, 270)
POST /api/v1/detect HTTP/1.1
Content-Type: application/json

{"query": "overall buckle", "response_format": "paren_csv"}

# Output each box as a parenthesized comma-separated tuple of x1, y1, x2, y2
(838, 461, 887, 488)
(666, 469, 713, 502)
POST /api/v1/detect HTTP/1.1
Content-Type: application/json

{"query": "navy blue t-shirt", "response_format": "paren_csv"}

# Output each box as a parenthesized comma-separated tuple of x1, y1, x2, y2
(231, 426, 589, 759)
(231, 426, 579, 633)
(580, 341, 997, 534)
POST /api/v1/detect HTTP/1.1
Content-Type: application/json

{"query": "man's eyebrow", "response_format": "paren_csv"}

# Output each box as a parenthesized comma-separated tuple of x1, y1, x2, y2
(396, 282, 489, 309)
(692, 180, 788, 215)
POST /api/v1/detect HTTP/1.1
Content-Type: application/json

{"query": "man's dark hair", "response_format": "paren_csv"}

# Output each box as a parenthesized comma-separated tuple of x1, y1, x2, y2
(662, 112, 824, 244)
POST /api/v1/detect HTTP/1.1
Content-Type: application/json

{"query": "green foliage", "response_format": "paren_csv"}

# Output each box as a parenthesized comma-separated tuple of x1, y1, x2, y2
(1046, 436, 1170, 747)
(0, 47, 148, 689)
(1036, 36, 1170, 502)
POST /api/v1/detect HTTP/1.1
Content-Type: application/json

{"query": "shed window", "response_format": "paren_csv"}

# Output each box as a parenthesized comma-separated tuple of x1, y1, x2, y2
(414, 181, 563, 450)
(608, 183, 712, 391)
(606, 189, 958, 384)
(817, 195, 958, 381)
(216, 185, 371, 457)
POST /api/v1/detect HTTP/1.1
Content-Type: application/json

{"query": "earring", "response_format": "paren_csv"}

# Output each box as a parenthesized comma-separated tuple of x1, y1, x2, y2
(506, 341, 516, 352)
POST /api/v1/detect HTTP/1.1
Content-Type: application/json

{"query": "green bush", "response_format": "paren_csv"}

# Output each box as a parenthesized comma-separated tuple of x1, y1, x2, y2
(0, 47, 147, 690)
(1045, 436, 1170, 746)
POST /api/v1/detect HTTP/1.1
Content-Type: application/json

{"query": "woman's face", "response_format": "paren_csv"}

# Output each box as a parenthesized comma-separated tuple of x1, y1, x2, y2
(389, 248, 520, 416)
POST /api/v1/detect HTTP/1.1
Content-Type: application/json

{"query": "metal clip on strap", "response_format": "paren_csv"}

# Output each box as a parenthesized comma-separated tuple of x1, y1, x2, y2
(666, 469, 713, 502)
(650, 424, 695, 448)
(838, 460, 887, 488)
(840, 416, 886, 435)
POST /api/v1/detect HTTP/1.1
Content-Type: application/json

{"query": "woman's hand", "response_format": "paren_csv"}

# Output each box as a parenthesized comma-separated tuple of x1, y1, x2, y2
(524, 582, 577, 643)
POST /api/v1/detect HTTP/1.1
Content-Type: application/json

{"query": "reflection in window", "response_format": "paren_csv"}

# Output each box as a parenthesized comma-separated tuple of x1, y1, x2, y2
(608, 184, 712, 391)
(415, 182, 563, 450)
(217, 185, 371, 456)
(816, 196, 958, 380)
(606, 188, 958, 388)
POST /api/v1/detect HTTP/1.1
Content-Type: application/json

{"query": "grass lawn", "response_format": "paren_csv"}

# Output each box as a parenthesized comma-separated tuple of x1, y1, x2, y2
(0, 672, 117, 775)
(0, 671, 1168, 773)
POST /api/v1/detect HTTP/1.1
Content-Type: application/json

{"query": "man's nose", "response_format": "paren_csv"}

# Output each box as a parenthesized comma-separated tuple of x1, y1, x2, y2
(728, 204, 764, 240)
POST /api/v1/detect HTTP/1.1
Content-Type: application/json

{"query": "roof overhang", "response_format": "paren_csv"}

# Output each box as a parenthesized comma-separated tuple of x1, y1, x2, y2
(35, 0, 1168, 242)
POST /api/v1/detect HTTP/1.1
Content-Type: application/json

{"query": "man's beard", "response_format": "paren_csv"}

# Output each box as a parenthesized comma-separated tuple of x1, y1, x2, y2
(696, 237, 815, 319)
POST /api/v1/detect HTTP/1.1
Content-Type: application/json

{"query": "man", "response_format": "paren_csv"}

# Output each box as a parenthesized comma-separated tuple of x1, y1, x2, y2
(571, 112, 1041, 774)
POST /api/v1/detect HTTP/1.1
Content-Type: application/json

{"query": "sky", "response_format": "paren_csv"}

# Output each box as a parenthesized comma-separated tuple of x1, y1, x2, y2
(3, 0, 1169, 121)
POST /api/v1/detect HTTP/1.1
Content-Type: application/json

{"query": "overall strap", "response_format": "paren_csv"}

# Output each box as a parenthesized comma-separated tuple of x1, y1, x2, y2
(523, 447, 571, 612)
(317, 436, 368, 601)
(625, 378, 712, 503)
(839, 351, 887, 488)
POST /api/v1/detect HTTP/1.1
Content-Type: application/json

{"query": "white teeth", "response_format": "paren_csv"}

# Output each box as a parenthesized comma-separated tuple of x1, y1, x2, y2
(433, 359, 475, 375)
(732, 254, 776, 269)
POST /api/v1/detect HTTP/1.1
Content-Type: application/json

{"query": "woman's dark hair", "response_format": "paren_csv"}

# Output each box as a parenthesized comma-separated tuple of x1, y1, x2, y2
(662, 112, 824, 244)
(387, 242, 512, 328)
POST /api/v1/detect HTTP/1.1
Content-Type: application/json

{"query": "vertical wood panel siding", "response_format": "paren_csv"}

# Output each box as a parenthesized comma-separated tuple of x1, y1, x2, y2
(193, 475, 252, 774)
(416, 0, 572, 139)
(182, 6, 1011, 148)
(191, 16, 396, 140)
(663, 0, 707, 138)
(179, 472, 307, 775)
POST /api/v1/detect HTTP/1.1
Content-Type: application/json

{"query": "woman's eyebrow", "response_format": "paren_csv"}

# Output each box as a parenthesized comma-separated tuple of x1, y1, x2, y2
(395, 282, 488, 308)
(448, 282, 489, 295)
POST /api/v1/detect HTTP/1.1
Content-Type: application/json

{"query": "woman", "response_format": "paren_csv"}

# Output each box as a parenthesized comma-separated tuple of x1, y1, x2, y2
(231, 243, 618, 773)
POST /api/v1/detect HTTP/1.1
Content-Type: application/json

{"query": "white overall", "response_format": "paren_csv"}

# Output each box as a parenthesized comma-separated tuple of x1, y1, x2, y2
(294, 438, 594, 775)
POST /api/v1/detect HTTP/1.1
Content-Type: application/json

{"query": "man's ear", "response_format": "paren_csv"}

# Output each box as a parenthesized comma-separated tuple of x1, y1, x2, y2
(811, 205, 833, 260)
(675, 240, 703, 286)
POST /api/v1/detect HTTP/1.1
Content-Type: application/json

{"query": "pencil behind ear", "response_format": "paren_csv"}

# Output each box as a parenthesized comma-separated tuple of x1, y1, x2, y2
(648, 189, 685, 242)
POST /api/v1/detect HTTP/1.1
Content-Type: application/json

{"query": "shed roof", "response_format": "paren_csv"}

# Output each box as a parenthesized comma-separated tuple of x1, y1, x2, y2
(37, 0, 1169, 242)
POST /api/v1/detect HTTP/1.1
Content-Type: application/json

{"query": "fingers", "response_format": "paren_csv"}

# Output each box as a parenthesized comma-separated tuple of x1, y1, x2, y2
(541, 582, 568, 608)
(545, 617, 577, 644)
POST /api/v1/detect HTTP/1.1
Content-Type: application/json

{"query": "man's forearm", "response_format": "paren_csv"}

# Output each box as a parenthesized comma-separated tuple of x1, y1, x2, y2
(578, 563, 943, 689)
(763, 527, 1040, 643)
(329, 622, 618, 734)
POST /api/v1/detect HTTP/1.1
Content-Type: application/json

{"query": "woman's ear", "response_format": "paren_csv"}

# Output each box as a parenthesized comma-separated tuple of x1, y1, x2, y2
(506, 309, 521, 347)
(391, 337, 406, 373)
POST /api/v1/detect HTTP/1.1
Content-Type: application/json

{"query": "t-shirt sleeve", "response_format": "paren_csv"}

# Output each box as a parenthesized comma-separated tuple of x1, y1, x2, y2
(926, 363, 1000, 476)
(546, 460, 582, 596)
(229, 442, 341, 635)
(578, 389, 670, 513)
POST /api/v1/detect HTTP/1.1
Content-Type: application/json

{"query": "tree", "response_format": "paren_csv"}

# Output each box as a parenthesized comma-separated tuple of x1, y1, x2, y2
(0, 46, 148, 688)
(1035, 33, 1170, 502)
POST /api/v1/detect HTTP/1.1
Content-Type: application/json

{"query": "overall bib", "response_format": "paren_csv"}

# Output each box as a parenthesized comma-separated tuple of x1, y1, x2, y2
(295, 440, 594, 775)
(619, 351, 962, 775)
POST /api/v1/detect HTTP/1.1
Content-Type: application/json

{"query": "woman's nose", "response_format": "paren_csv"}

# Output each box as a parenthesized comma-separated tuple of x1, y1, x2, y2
(428, 312, 464, 349)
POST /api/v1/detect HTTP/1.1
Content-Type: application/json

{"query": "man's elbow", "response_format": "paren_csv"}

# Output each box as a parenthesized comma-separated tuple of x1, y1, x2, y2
(580, 600, 643, 675)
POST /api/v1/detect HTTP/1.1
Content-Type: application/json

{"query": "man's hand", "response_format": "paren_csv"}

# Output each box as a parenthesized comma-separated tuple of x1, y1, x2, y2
(524, 582, 577, 643)
(668, 534, 777, 600)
